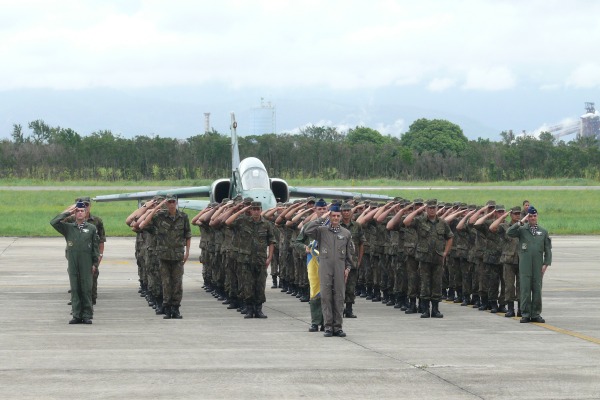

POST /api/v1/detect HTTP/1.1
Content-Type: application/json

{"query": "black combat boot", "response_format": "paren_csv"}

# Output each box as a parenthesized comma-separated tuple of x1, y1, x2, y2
(420, 300, 431, 318)
(163, 305, 172, 319)
(287, 284, 294, 295)
(344, 302, 357, 318)
(371, 287, 381, 302)
(454, 289, 463, 303)
(441, 288, 448, 301)
(461, 294, 470, 306)
(240, 305, 248, 314)
(517, 301, 522, 317)
(155, 297, 164, 315)
(354, 284, 361, 297)
(478, 297, 488, 311)
(498, 303, 507, 313)
(471, 294, 480, 307)
(271, 275, 278, 289)
(227, 296, 238, 309)
(138, 280, 143, 293)
(295, 287, 303, 298)
(300, 288, 309, 302)
(365, 286, 373, 300)
(244, 304, 255, 319)
(431, 301, 443, 318)
(402, 296, 410, 311)
(394, 294, 402, 309)
(217, 288, 226, 301)
(489, 301, 499, 313)
(147, 293, 155, 307)
(505, 301, 515, 317)
(359, 285, 367, 298)
(278, 279, 283, 288)
(381, 290, 389, 304)
(254, 303, 268, 319)
(405, 297, 418, 314)
(280, 280, 288, 292)
(139, 282, 147, 297)
(171, 306, 182, 319)
(418, 298, 424, 313)
(447, 288, 455, 302)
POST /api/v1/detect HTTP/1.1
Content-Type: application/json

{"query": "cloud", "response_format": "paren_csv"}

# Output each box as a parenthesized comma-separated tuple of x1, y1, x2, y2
(427, 78, 456, 92)
(462, 67, 516, 91)
(566, 63, 600, 88)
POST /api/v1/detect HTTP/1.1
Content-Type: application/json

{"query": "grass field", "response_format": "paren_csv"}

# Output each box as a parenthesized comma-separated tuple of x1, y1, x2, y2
(0, 182, 598, 236)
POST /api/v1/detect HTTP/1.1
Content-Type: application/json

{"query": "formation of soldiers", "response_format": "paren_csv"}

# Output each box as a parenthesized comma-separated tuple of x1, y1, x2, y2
(127, 194, 534, 323)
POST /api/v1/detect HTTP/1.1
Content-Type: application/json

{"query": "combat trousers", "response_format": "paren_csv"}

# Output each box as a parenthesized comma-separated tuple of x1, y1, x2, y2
(380, 254, 394, 292)
(405, 254, 420, 299)
(297, 254, 309, 288)
(448, 256, 462, 293)
(357, 253, 370, 286)
(68, 253, 94, 320)
(146, 250, 162, 298)
(160, 259, 184, 307)
(503, 263, 520, 303)
(370, 253, 382, 290)
(310, 297, 324, 326)
(393, 253, 407, 296)
(418, 257, 444, 302)
(457, 258, 472, 297)
(485, 262, 505, 304)
(319, 263, 346, 332)
(271, 246, 280, 277)
(475, 258, 488, 299)
(240, 263, 267, 304)
(344, 267, 358, 303)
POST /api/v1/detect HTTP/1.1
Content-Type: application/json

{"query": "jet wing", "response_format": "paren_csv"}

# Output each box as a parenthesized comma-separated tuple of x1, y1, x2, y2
(93, 186, 211, 202)
(288, 186, 393, 202)
(177, 199, 210, 211)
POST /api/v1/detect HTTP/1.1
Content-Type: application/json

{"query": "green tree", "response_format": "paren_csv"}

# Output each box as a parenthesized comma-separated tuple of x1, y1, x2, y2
(346, 126, 388, 145)
(401, 118, 468, 155)
(11, 124, 24, 144)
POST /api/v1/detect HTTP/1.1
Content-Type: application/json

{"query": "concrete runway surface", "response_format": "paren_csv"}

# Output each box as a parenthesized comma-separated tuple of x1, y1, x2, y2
(0, 236, 599, 400)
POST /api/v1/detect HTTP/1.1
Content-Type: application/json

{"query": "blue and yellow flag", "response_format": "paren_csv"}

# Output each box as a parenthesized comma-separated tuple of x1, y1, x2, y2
(307, 240, 321, 300)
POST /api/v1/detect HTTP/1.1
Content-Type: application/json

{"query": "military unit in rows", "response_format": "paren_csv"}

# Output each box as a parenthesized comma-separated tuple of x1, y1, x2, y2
(153, 194, 532, 321)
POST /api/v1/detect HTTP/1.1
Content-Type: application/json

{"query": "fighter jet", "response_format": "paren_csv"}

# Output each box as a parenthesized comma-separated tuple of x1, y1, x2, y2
(93, 113, 392, 210)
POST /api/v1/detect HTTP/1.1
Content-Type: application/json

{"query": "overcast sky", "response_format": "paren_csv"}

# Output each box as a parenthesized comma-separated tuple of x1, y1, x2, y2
(1, 0, 599, 140)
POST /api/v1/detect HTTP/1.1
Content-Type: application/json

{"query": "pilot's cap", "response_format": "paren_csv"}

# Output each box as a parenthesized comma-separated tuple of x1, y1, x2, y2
(315, 198, 327, 207)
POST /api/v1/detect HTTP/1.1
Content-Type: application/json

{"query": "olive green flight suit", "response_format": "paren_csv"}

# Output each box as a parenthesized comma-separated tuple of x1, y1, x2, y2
(51, 212, 99, 320)
(507, 222, 552, 319)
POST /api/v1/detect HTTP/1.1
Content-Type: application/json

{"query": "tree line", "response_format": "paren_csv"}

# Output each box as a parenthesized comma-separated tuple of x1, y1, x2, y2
(1, 118, 599, 182)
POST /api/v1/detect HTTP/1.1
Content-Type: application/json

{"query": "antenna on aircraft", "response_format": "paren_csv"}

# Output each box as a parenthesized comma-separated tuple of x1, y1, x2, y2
(231, 112, 240, 170)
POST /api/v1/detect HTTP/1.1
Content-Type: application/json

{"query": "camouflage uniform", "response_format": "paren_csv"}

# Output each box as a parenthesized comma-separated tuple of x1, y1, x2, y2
(149, 208, 192, 311)
(412, 205, 454, 317)
(499, 219, 520, 307)
(475, 219, 506, 312)
(230, 212, 275, 314)
(341, 217, 365, 307)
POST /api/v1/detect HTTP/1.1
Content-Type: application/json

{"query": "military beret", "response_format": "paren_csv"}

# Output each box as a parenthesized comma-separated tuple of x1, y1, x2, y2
(495, 204, 506, 212)
(251, 201, 262, 208)
(426, 199, 438, 207)
(341, 203, 353, 211)
(527, 206, 538, 215)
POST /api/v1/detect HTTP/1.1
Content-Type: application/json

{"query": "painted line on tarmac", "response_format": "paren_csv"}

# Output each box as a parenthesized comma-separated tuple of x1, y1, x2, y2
(445, 300, 600, 345)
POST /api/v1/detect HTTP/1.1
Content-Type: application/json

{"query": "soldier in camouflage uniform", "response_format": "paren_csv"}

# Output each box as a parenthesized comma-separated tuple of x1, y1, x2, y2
(404, 199, 454, 319)
(468, 203, 494, 311)
(385, 201, 413, 310)
(226, 201, 275, 319)
(126, 202, 149, 296)
(445, 204, 470, 305)
(490, 206, 521, 318)
(341, 202, 365, 318)
(139, 195, 191, 319)
(474, 202, 507, 314)
(400, 199, 423, 314)
(357, 203, 383, 302)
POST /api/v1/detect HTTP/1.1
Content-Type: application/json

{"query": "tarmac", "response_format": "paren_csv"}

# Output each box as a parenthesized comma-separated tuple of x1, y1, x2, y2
(0, 236, 599, 400)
